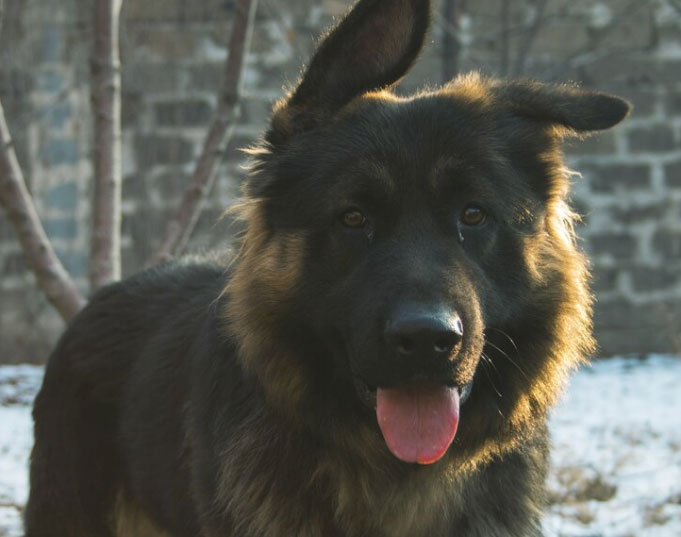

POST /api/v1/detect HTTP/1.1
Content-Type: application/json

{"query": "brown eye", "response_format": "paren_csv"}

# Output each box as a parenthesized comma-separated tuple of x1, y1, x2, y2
(341, 209, 366, 228)
(461, 205, 486, 226)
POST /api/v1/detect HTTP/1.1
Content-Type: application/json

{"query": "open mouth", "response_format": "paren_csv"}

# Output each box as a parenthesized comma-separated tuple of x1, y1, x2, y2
(354, 377, 473, 465)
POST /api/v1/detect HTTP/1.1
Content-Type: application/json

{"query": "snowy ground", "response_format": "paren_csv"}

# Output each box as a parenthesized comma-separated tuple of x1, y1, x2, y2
(1, 356, 680, 537)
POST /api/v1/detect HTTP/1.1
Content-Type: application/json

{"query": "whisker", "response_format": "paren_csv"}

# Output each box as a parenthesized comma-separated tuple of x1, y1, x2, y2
(488, 327, 519, 354)
(485, 340, 530, 381)
(480, 352, 503, 398)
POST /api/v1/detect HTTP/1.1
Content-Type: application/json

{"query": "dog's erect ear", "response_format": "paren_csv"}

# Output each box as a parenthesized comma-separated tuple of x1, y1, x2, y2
(268, 0, 431, 144)
(495, 81, 631, 134)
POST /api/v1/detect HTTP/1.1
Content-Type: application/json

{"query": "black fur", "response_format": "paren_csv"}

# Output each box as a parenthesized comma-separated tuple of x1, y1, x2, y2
(25, 1, 630, 535)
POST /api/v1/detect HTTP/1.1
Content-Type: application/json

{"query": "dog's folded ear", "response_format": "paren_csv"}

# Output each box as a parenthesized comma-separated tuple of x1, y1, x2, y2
(494, 80, 631, 134)
(267, 0, 431, 145)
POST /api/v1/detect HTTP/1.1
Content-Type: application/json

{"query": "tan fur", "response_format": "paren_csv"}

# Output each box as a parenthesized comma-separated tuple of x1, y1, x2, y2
(225, 202, 309, 417)
(113, 491, 171, 537)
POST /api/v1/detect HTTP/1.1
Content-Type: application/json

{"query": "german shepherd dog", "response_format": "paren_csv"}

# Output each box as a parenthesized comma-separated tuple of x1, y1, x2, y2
(25, 0, 630, 535)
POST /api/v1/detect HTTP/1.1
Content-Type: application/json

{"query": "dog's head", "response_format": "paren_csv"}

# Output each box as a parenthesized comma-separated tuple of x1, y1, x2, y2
(227, 0, 629, 465)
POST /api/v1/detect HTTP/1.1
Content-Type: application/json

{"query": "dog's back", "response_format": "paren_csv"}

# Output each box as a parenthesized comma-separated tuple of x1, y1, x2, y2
(25, 260, 229, 536)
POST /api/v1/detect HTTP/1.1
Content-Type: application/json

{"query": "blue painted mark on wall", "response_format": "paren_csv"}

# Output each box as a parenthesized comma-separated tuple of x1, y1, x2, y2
(40, 138, 78, 166)
(42, 23, 64, 62)
(43, 218, 78, 240)
(45, 182, 78, 211)
(36, 70, 65, 93)
(45, 101, 72, 129)
(55, 249, 88, 279)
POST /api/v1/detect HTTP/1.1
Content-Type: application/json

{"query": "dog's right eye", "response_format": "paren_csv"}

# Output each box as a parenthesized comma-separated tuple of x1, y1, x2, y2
(341, 210, 367, 229)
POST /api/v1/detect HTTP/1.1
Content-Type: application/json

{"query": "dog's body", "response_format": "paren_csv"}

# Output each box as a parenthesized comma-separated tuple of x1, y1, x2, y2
(25, 1, 629, 536)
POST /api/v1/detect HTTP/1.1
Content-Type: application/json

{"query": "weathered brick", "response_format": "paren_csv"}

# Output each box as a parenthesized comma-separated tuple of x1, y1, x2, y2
(656, 60, 681, 85)
(122, 63, 182, 93)
(627, 124, 676, 153)
(150, 172, 192, 202)
(592, 267, 619, 292)
(35, 69, 66, 93)
(580, 163, 651, 193)
(666, 93, 681, 116)
(121, 207, 175, 273)
(588, 233, 637, 259)
(39, 138, 79, 166)
(630, 266, 680, 292)
(582, 56, 657, 86)
(122, 174, 149, 204)
(653, 230, 681, 260)
(122, 92, 143, 127)
(665, 160, 681, 188)
(586, 6, 655, 49)
(594, 298, 681, 356)
(43, 101, 72, 129)
(0, 68, 33, 99)
(565, 132, 616, 156)
(186, 64, 224, 92)
(135, 135, 194, 168)
(531, 22, 592, 56)
(2, 251, 27, 276)
(138, 28, 202, 61)
(241, 97, 273, 125)
(612, 201, 669, 224)
(155, 100, 213, 127)
(125, 0, 234, 22)
(0, 213, 17, 240)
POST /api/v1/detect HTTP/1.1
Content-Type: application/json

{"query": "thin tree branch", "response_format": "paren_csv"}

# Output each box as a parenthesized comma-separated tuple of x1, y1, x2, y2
(0, 0, 86, 320)
(149, 0, 258, 266)
(90, 0, 123, 289)
(512, 0, 548, 76)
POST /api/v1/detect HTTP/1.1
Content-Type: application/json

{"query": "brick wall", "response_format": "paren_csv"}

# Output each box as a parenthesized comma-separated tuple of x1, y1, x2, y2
(1, 0, 680, 362)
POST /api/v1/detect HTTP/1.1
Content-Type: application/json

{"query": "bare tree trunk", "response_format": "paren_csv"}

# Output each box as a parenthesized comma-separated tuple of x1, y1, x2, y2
(0, 0, 86, 321)
(442, 0, 464, 82)
(149, 0, 258, 266)
(90, 0, 122, 289)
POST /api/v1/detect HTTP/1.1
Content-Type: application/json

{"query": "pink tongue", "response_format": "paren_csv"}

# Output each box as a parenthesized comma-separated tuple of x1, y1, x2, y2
(376, 383, 459, 465)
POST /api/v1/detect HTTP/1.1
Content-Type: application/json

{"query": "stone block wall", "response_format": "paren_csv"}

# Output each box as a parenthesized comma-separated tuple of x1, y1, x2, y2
(0, 0, 680, 362)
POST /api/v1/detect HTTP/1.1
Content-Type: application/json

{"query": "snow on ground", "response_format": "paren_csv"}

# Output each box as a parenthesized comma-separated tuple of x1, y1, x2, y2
(0, 366, 42, 537)
(544, 355, 681, 537)
(0, 356, 680, 537)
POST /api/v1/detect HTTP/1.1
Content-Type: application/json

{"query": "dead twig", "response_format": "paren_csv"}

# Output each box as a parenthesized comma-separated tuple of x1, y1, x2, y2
(149, 0, 259, 266)
(0, 0, 86, 320)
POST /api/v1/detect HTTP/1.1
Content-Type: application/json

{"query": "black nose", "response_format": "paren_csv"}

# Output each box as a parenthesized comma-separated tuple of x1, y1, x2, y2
(385, 306, 463, 359)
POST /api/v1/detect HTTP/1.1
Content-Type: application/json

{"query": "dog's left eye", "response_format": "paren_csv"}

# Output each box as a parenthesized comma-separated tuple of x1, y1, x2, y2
(460, 205, 486, 226)
(341, 209, 367, 229)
